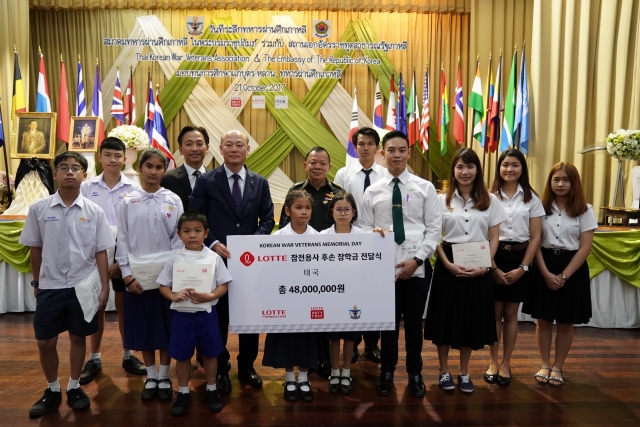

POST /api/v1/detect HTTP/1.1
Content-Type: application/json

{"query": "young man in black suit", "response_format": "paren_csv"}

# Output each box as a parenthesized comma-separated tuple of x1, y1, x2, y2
(190, 130, 275, 392)
(160, 125, 209, 211)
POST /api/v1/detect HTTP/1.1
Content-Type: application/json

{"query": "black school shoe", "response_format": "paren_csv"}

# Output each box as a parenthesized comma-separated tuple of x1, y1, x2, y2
(206, 389, 224, 413)
(297, 382, 314, 402)
(141, 378, 158, 400)
(122, 355, 146, 375)
(79, 359, 102, 385)
(171, 392, 190, 417)
(157, 378, 174, 400)
(66, 387, 90, 410)
(29, 388, 62, 418)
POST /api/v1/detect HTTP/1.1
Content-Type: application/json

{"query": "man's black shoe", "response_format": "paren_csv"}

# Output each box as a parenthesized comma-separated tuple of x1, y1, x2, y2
(316, 360, 332, 379)
(238, 367, 263, 388)
(364, 345, 382, 363)
(216, 373, 232, 393)
(29, 388, 62, 418)
(79, 359, 102, 385)
(66, 387, 90, 410)
(122, 355, 146, 375)
(376, 372, 394, 396)
(408, 374, 426, 398)
(171, 392, 190, 417)
(206, 389, 224, 413)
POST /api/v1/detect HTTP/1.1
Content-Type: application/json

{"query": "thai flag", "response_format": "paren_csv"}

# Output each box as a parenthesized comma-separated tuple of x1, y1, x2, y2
(372, 79, 386, 138)
(123, 67, 136, 125)
(346, 88, 359, 166)
(92, 63, 104, 146)
(76, 59, 86, 116)
(385, 73, 396, 131)
(111, 70, 125, 125)
(144, 72, 154, 142)
(35, 53, 51, 113)
(151, 89, 176, 169)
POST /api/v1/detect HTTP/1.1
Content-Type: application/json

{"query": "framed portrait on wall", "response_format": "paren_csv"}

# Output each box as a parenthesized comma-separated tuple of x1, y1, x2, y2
(10, 112, 57, 160)
(69, 116, 100, 152)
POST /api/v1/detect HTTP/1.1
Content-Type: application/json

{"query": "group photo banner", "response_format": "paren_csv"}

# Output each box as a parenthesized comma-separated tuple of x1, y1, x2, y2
(227, 233, 395, 333)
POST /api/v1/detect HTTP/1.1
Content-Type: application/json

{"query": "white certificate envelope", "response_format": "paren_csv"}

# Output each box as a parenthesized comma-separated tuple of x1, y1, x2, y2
(75, 266, 101, 322)
(393, 223, 426, 278)
(128, 250, 174, 290)
(170, 248, 217, 313)
(106, 226, 117, 269)
(451, 241, 491, 268)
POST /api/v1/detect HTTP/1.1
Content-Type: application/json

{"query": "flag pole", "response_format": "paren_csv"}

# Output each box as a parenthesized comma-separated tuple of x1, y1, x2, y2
(516, 40, 526, 151)
(494, 48, 504, 175)
(0, 97, 12, 206)
(482, 53, 492, 186)
(426, 61, 431, 181)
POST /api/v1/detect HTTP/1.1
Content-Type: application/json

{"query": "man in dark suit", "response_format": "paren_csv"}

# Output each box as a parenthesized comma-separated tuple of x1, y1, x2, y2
(160, 125, 209, 211)
(190, 130, 275, 393)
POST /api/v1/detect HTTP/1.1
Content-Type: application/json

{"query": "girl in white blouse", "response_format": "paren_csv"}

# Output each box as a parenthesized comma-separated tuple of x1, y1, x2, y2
(262, 190, 319, 403)
(522, 162, 598, 387)
(117, 148, 184, 401)
(485, 149, 545, 386)
(424, 148, 507, 393)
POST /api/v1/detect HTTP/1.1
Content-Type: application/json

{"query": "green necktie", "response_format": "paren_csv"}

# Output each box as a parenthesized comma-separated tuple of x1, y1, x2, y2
(392, 177, 405, 245)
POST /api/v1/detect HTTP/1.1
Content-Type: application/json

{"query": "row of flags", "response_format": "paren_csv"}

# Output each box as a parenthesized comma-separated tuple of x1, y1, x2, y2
(346, 47, 531, 165)
(6, 49, 174, 168)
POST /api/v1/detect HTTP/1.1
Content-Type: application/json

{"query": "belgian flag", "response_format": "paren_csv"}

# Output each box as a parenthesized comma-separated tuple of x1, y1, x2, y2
(12, 51, 26, 114)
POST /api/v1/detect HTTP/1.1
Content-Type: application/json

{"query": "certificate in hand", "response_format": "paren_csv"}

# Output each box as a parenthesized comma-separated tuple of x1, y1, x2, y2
(451, 241, 491, 268)
(170, 249, 217, 313)
(75, 266, 101, 322)
(128, 250, 174, 290)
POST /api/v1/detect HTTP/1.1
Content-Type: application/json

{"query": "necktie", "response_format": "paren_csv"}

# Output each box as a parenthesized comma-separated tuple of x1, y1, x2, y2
(232, 174, 242, 212)
(59, 206, 71, 273)
(192, 170, 201, 178)
(392, 178, 405, 245)
(362, 169, 373, 193)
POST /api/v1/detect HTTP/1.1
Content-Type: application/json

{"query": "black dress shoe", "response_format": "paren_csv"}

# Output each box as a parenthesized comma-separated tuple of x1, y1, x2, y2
(29, 388, 62, 418)
(141, 378, 158, 400)
(351, 346, 359, 363)
(327, 377, 340, 394)
(497, 369, 512, 386)
(297, 382, 314, 402)
(364, 345, 382, 363)
(339, 376, 352, 395)
(79, 359, 102, 385)
(484, 372, 499, 384)
(283, 381, 297, 402)
(205, 389, 224, 412)
(66, 387, 91, 410)
(171, 392, 190, 417)
(157, 378, 173, 400)
(377, 372, 394, 396)
(316, 360, 332, 379)
(122, 355, 146, 375)
(238, 367, 263, 388)
(216, 373, 232, 393)
(408, 374, 426, 398)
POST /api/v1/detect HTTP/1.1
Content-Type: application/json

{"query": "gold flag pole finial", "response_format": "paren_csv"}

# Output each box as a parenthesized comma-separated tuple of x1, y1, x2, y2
(514, 44, 518, 52)
(13, 44, 17, 53)
(130, 64, 133, 71)
(426, 60, 429, 68)
(38, 46, 42, 54)
(441, 62, 444, 70)
(155, 83, 159, 89)
(60, 54, 63, 62)
(458, 56, 460, 63)
(96, 57, 99, 66)
(476, 54, 480, 61)
(489, 51, 492, 60)
(523, 40, 526, 49)
(499, 48, 503, 56)
(78, 54, 81, 63)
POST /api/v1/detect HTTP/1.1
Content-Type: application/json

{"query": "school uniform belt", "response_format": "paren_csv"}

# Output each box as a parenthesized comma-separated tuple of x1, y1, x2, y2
(541, 247, 575, 255)
(498, 241, 529, 251)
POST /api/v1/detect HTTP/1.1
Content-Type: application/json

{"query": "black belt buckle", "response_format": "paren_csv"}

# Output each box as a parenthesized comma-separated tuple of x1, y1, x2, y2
(500, 244, 511, 251)
(552, 249, 563, 255)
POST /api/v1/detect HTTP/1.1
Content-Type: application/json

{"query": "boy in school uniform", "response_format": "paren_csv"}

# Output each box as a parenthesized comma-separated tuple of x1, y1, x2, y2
(20, 152, 115, 418)
(157, 211, 232, 417)
(79, 137, 145, 384)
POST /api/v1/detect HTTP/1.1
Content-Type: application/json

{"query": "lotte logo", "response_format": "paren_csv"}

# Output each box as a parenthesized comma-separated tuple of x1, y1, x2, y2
(240, 252, 255, 266)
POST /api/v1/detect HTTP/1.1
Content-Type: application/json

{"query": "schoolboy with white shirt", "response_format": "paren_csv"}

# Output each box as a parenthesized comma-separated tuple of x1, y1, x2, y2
(79, 137, 145, 384)
(333, 126, 385, 364)
(20, 152, 114, 418)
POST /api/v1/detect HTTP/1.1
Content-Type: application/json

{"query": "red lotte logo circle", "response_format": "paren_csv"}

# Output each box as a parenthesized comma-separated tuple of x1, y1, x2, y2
(240, 252, 255, 266)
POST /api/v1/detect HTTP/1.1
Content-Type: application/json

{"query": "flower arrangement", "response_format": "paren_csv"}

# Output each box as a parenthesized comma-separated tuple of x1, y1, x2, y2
(108, 125, 150, 151)
(606, 129, 640, 161)
(0, 170, 15, 192)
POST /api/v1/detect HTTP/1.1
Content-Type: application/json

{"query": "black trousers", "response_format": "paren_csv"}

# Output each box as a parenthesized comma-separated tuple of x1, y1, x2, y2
(380, 266, 432, 376)
(354, 331, 381, 348)
(216, 292, 259, 373)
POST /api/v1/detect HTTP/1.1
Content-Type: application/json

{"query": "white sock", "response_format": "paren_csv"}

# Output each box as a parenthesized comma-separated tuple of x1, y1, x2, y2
(341, 369, 351, 386)
(89, 352, 101, 361)
(145, 365, 158, 389)
(48, 378, 60, 392)
(178, 386, 189, 394)
(67, 378, 80, 391)
(122, 350, 133, 359)
(285, 370, 296, 391)
(158, 364, 171, 388)
(206, 384, 217, 392)
(298, 371, 310, 392)
(330, 369, 340, 384)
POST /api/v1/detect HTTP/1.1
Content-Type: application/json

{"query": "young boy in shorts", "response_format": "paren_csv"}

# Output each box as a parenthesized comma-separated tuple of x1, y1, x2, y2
(79, 136, 145, 384)
(20, 152, 114, 418)
(157, 211, 231, 417)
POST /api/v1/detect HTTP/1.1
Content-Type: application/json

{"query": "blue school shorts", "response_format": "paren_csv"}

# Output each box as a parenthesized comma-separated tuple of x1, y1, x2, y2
(33, 288, 99, 340)
(168, 308, 224, 361)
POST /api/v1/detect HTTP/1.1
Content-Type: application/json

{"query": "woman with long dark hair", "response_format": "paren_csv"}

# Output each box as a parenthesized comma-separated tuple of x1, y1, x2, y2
(484, 149, 545, 386)
(424, 148, 507, 393)
(521, 162, 597, 387)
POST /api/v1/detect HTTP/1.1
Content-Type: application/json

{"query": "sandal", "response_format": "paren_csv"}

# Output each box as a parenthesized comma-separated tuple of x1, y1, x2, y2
(327, 376, 340, 394)
(548, 368, 564, 387)
(339, 376, 352, 395)
(534, 366, 551, 385)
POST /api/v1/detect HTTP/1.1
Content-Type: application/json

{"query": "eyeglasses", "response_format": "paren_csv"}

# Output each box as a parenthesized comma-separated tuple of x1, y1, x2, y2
(332, 207, 355, 215)
(56, 165, 84, 174)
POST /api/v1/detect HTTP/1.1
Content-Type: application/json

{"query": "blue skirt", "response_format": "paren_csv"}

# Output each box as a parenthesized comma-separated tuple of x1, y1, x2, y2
(124, 288, 172, 351)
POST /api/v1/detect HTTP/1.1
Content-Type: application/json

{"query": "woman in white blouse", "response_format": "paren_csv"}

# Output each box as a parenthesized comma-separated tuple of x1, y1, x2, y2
(522, 162, 598, 387)
(485, 149, 545, 386)
(424, 148, 507, 393)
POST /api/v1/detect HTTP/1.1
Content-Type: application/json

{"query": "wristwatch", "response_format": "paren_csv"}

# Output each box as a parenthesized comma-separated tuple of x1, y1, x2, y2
(413, 257, 424, 267)
(30, 280, 39, 288)
(519, 264, 529, 272)
(561, 273, 567, 280)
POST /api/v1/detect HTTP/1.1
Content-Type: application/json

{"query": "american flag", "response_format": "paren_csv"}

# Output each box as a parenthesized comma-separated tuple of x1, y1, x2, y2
(419, 66, 430, 151)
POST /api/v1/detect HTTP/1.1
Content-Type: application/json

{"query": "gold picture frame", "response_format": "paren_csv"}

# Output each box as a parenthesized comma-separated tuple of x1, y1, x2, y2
(10, 112, 57, 160)
(69, 116, 100, 152)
